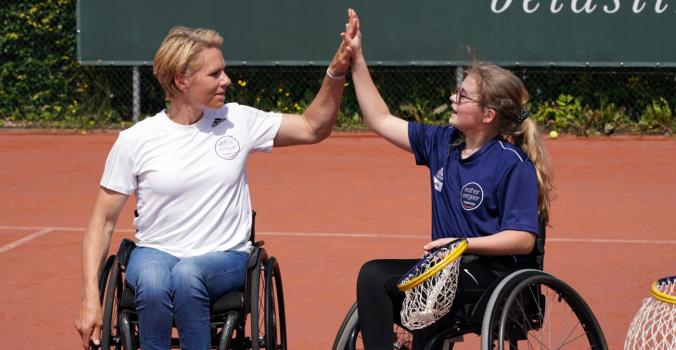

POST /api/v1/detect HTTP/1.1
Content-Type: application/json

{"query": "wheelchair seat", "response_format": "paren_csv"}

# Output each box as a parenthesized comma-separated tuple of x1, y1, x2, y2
(117, 277, 246, 317)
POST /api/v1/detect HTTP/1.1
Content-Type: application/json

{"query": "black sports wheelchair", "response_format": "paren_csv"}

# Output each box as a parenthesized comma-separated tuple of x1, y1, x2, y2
(92, 212, 287, 350)
(332, 221, 609, 350)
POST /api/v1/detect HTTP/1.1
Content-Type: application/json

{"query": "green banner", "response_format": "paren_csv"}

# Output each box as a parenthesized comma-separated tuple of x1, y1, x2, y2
(77, 0, 676, 67)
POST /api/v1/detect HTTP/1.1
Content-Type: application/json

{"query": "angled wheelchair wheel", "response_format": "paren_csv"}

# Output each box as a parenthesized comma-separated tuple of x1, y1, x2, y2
(98, 256, 116, 304)
(332, 302, 413, 350)
(216, 311, 240, 350)
(101, 256, 123, 350)
(264, 257, 287, 350)
(250, 248, 269, 350)
(332, 302, 359, 350)
(118, 311, 136, 350)
(481, 271, 607, 350)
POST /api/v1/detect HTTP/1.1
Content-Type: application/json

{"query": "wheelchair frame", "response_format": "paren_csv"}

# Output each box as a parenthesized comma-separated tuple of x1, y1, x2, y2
(332, 221, 609, 350)
(93, 212, 287, 350)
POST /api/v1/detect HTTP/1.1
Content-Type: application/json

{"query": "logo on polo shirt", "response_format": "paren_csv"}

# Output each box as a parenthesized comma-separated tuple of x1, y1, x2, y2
(433, 167, 444, 192)
(215, 136, 240, 160)
(461, 182, 484, 210)
(211, 118, 226, 128)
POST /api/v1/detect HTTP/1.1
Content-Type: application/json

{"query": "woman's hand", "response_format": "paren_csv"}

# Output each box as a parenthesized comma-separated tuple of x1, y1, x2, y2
(329, 8, 360, 76)
(75, 294, 103, 348)
(74, 188, 128, 348)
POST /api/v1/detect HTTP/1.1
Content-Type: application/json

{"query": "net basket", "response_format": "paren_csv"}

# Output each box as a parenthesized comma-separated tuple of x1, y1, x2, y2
(398, 239, 467, 330)
(624, 276, 676, 350)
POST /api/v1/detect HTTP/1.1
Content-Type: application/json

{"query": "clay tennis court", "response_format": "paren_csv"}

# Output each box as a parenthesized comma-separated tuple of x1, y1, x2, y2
(0, 131, 674, 349)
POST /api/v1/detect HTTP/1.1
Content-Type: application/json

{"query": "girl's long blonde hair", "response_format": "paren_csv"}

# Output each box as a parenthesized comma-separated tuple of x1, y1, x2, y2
(467, 63, 553, 224)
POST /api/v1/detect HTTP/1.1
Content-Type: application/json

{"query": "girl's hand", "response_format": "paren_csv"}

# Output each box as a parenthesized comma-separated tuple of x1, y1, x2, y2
(423, 237, 462, 251)
(340, 8, 362, 59)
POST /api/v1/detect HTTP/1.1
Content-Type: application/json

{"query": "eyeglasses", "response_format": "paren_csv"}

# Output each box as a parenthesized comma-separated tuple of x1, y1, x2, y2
(454, 87, 479, 105)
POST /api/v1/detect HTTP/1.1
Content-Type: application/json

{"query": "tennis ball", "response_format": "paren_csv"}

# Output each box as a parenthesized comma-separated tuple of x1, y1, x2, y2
(81, 130, 87, 135)
(548, 130, 558, 139)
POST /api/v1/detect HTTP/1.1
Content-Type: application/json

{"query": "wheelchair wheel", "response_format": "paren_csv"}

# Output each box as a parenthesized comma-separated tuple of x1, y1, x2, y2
(101, 256, 123, 349)
(250, 248, 269, 350)
(118, 311, 135, 350)
(481, 271, 607, 350)
(264, 257, 287, 350)
(216, 311, 240, 350)
(98, 256, 116, 304)
(332, 302, 413, 350)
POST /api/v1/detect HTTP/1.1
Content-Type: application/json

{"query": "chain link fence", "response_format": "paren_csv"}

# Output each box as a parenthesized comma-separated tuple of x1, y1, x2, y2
(2, 1, 674, 134)
(81, 65, 676, 133)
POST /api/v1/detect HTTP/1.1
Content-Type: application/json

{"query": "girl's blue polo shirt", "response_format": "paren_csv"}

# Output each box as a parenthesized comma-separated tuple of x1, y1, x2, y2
(408, 123, 539, 265)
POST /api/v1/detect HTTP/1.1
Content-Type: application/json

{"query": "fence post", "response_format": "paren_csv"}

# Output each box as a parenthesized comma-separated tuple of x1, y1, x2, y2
(455, 66, 464, 88)
(132, 66, 140, 123)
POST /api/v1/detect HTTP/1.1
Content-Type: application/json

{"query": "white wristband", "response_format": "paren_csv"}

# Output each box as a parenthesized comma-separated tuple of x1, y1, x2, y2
(326, 67, 346, 80)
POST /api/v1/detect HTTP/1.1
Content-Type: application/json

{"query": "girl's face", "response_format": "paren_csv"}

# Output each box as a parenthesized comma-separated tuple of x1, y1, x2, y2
(181, 47, 231, 110)
(448, 75, 487, 132)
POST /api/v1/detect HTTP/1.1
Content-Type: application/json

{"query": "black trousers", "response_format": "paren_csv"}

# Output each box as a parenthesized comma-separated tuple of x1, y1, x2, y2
(356, 256, 508, 350)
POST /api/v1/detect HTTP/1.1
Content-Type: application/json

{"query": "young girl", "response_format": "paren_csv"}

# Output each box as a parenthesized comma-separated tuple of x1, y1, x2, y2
(341, 9, 553, 350)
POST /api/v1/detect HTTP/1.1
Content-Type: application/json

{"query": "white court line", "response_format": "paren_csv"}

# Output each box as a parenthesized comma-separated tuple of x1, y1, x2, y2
(261, 231, 676, 245)
(0, 228, 53, 254)
(0, 225, 133, 233)
(548, 237, 676, 245)
(0, 225, 675, 245)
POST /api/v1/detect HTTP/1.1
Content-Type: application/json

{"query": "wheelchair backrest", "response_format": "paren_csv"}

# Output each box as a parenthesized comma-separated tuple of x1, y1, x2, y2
(531, 216, 547, 270)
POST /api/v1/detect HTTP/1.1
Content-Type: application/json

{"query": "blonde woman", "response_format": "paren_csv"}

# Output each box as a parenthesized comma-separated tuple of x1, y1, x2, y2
(75, 14, 357, 350)
(341, 10, 553, 349)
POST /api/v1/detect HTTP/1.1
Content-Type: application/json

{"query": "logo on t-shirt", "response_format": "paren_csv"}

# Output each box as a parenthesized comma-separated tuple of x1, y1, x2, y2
(461, 182, 484, 210)
(433, 167, 444, 192)
(215, 136, 240, 160)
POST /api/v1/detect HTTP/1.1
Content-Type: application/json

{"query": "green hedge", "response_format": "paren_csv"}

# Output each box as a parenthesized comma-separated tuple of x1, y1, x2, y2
(0, 1, 123, 128)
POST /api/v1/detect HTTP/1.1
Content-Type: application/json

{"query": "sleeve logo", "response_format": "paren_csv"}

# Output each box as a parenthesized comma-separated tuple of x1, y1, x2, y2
(433, 167, 444, 192)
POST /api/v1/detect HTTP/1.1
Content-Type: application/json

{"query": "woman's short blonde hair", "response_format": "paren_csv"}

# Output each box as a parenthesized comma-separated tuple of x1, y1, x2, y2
(153, 26, 223, 98)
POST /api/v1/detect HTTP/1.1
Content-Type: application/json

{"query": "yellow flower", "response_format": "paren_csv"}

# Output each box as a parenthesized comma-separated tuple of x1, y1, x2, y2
(285, 92, 290, 97)
(278, 88, 283, 93)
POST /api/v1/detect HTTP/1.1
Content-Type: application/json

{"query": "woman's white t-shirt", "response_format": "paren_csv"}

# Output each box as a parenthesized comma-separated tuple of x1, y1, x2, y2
(101, 103, 282, 258)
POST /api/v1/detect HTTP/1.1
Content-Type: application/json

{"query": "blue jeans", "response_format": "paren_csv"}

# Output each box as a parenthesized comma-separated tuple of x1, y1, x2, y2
(125, 246, 248, 350)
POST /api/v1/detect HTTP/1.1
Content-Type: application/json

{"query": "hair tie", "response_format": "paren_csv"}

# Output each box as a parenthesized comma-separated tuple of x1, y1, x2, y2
(516, 108, 530, 124)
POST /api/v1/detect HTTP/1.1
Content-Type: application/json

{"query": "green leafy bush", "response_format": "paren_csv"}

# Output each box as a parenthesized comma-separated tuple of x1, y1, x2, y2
(638, 98, 675, 134)
(0, 1, 124, 128)
(531, 94, 673, 136)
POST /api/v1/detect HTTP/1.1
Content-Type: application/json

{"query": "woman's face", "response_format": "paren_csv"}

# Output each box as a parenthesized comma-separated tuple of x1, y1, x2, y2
(448, 75, 486, 131)
(183, 47, 231, 109)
